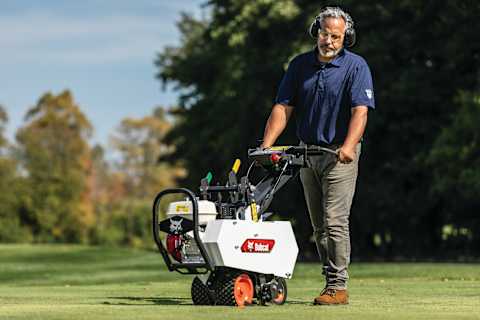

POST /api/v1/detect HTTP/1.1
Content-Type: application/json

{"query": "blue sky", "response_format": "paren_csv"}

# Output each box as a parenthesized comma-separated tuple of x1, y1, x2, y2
(1, 0, 206, 151)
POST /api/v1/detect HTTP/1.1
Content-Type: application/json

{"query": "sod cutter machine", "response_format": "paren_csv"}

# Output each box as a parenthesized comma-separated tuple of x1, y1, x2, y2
(152, 145, 338, 306)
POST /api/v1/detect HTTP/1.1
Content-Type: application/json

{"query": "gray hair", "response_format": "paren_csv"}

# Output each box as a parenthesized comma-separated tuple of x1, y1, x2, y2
(316, 6, 354, 31)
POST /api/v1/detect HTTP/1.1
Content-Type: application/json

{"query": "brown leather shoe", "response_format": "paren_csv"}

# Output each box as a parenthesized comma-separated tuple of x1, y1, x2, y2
(313, 288, 349, 305)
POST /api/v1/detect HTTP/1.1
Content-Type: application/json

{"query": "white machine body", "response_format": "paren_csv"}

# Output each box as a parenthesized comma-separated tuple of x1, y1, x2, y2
(203, 220, 298, 279)
(165, 199, 299, 279)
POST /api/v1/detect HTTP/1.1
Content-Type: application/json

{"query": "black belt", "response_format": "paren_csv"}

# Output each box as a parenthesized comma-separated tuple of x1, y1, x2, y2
(300, 141, 341, 150)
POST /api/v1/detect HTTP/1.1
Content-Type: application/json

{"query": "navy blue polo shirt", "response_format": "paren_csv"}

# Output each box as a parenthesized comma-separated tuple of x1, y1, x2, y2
(275, 48, 375, 145)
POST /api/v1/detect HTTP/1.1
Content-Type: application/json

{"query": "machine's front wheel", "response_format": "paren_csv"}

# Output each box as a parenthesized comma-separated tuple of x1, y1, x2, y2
(191, 276, 215, 305)
(271, 277, 287, 305)
(215, 272, 254, 306)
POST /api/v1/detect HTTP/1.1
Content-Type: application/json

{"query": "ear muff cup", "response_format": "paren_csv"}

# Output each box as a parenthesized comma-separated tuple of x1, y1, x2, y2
(308, 18, 321, 39)
(344, 26, 356, 47)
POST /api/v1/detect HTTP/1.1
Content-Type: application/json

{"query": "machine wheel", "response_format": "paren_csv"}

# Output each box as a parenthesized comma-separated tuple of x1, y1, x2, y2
(191, 276, 214, 305)
(271, 277, 287, 305)
(215, 272, 254, 306)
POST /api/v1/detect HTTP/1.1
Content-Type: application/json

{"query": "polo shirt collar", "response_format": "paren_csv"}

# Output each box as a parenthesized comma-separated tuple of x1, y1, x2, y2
(312, 47, 346, 68)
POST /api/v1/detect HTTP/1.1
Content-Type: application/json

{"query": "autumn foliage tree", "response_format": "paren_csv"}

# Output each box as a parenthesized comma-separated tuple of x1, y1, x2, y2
(89, 107, 183, 247)
(111, 107, 181, 199)
(1, 92, 181, 247)
(16, 91, 94, 243)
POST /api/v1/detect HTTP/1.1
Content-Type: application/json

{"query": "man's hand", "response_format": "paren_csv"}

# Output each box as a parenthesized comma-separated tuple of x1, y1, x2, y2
(338, 144, 356, 164)
(338, 106, 368, 164)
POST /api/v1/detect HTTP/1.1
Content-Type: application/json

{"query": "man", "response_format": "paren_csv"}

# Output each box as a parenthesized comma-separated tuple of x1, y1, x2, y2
(260, 7, 375, 305)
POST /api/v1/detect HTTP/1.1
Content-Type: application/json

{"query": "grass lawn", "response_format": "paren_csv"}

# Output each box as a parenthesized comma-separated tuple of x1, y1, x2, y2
(0, 244, 479, 320)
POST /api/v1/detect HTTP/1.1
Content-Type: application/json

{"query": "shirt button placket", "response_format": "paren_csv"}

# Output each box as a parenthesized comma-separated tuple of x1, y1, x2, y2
(317, 67, 326, 94)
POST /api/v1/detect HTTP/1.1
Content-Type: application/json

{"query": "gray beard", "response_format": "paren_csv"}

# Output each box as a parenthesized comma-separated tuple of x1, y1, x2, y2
(318, 46, 342, 59)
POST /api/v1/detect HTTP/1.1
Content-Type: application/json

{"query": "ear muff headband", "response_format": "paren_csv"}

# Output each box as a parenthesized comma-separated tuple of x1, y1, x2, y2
(308, 8, 356, 48)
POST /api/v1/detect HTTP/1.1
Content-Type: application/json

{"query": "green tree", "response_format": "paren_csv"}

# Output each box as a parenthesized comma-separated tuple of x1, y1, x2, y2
(425, 92, 480, 255)
(345, 0, 480, 258)
(157, 1, 306, 186)
(0, 106, 32, 242)
(16, 90, 94, 243)
(0, 105, 7, 149)
(428, 92, 480, 198)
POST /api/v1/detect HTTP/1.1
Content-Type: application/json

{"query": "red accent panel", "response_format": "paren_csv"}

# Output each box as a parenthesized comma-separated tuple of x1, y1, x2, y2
(166, 234, 183, 262)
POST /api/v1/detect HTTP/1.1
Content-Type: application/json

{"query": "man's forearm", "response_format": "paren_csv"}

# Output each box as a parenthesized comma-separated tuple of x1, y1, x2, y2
(343, 106, 368, 149)
(261, 104, 293, 148)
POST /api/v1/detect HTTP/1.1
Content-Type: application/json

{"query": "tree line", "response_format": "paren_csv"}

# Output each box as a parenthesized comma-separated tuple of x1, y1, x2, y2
(1, 0, 479, 260)
(0, 91, 182, 247)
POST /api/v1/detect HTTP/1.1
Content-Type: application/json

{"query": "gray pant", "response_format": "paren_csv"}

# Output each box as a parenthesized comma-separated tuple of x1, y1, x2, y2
(300, 143, 361, 290)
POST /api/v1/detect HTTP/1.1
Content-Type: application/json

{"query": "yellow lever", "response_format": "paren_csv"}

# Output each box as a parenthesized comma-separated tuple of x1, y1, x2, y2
(232, 159, 241, 174)
(251, 202, 258, 222)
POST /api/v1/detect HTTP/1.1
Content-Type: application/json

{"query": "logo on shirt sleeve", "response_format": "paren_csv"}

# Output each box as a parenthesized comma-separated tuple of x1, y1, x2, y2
(365, 89, 373, 99)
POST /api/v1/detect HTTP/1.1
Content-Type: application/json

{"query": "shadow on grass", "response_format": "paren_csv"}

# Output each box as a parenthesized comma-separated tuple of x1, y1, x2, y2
(285, 300, 312, 305)
(106, 296, 192, 306)
(105, 296, 310, 306)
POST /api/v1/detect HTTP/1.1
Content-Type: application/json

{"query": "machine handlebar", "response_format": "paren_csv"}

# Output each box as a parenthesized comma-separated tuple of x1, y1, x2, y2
(247, 145, 338, 167)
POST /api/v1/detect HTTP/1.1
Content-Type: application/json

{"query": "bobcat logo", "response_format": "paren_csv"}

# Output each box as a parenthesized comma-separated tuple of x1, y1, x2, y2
(241, 239, 275, 253)
(169, 218, 183, 234)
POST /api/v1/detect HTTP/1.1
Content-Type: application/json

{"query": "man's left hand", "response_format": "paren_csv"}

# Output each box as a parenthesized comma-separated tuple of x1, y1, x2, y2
(338, 145, 356, 164)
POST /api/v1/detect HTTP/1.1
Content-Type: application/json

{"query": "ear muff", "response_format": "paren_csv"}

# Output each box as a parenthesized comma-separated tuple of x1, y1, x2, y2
(308, 8, 356, 48)
(308, 18, 321, 39)
(344, 25, 356, 47)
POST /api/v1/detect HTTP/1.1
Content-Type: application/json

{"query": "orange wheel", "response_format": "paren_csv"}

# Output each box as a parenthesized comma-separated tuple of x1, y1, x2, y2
(272, 292, 285, 304)
(233, 274, 254, 307)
